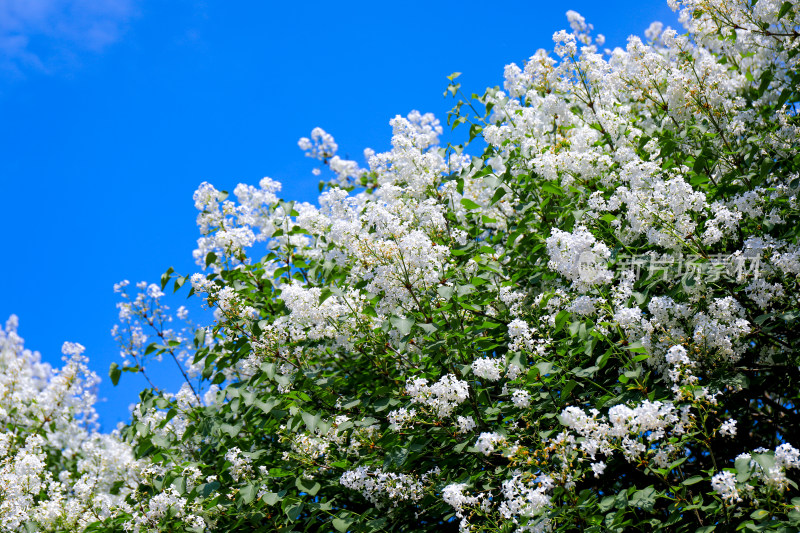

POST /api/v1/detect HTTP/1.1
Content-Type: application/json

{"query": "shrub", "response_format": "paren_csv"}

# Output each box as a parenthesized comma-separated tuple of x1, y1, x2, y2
(5, 0, 800, 531)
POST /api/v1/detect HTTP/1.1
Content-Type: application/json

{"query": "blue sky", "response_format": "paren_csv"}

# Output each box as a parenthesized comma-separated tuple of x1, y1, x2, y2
(0, 0, 679, 430)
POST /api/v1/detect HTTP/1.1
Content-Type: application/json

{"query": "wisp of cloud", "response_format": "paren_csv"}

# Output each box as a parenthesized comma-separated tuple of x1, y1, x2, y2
(0, 0, 137, 77)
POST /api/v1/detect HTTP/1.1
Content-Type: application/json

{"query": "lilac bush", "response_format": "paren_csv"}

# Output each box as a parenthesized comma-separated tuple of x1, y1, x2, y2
(4, 0, 800, 530)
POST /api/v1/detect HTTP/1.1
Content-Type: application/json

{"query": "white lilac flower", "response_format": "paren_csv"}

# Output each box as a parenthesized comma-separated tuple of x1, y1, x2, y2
(591, 462, 606, 478)
(407, 374, 469, 418)
(388, 408, 417, 431)
(711, 471, 741, 503)
(511, 389, 531, 408)
(471, 357, 503, 381)
(719, 419, 737, 437)
(546, 227, 613, 290)
(475, 432, 506, 456)
(456, 415, 476, 434)
(339, 467, 425, 509)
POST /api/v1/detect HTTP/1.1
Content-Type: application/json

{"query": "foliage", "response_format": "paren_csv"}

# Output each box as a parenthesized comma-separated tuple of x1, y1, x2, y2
(4, 0, 800, 531)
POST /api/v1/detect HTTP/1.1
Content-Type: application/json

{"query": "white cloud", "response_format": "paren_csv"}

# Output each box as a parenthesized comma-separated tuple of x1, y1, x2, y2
(0, 0, 137, 76)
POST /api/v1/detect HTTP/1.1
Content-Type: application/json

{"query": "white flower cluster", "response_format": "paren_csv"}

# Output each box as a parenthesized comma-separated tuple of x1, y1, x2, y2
(475, 432, 508, 456)
(339, 467, 427, 509)
(0, 317, 144, 531)
(279, 282, 354, 341)
(192, 177, 288, 271)
(290, 434, 329, 461)
(442, 483, 491, 532)
(456, 415, 476, 434)
(298, 127, 338, 160)
(499, 286, 527, 316)
(511, 389, 531, 408)
(507, 318, 547, 355)
(387, 407, 416, 431)
(712, 443, 800, 504)
(299, 127, 367, 186)
(546, 227, 613, 291)
(664, 344, 699, 397)
(692, 297, 752, 363)
(225, 447, 253, 482)
(498, 471, 554, 528)
(719, 419, 737, 438)
(123, 486, 205, 533)
(560, 400, 690, 465)
(639, 296, 752, 375)
(471, 357, 504, 381)
(710, 470, 739, 504)
(406, 374, 469, 418)
(442, 482, 479, 512)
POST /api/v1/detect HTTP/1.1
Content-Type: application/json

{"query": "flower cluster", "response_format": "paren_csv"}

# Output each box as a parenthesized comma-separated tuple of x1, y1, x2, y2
(339, 467, 430, 509)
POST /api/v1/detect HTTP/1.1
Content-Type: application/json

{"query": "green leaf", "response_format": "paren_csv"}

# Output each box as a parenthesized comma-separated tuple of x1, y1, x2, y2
(562, 379, 577, 398)
(460, 198, 482, 210)
(629, 487, 656, 511)
(333, 516, 355, 532)
(390, 317, 415, 336)
(625, 341, 648, 354)
(778, 1, 792, 20)
(172, 476, 187, 495)
(596, 348, 612, 369)
(682, 476, 703, 485)
(572, 365, 598, 378)
(598, 495, 616, 512)
(296, 478, 321, 496)
(490, 187, 507, 205)
(542, 183, 563, 195)
(385, 446, 409, 467)
(262, 491, 281, 505)
(752, 453, 776, 475)
(239, 483, 257, 505)
(456, 284, 476, 297)
(418, 322, 438, 334)
(109, 363, 121, 386)
(366, 517, 388, 531)
(437, 286, 454, 300)
(318, 288, 333, 305)
(254, 398, 280, 415)
(372, 397, 395, 412)
(554, 310, 570, 332)
(198, 481, 220, 498)
(160, 266, 174, 290)
(193, 327, 206, 348)
(220, 423, 242, 437)
(735, 457, 752, 482)
(284, 502, 303, 521)
(469, 124, 483, 142)
(151, 435, 171, 449)
(173, 275, 187, 293)
(301, 411, 321, 433)
(143, 342, 159, 356)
